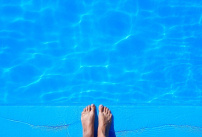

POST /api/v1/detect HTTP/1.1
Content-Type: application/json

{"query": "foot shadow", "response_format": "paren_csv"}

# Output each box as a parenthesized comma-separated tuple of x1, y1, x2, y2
(94, 110, 98, 137)
(109, 115, 116, 137)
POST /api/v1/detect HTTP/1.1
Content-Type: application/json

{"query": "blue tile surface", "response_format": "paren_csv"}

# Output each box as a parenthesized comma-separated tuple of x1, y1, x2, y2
(0, 106, 202, 137)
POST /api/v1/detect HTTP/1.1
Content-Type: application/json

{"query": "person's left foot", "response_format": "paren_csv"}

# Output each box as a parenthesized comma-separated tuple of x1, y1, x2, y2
(81, 104, 95, 137)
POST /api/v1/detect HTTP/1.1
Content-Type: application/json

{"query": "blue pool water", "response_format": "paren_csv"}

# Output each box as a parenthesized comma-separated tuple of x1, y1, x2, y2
(1, 1, 202, 137)
(0, 0, 202, 105)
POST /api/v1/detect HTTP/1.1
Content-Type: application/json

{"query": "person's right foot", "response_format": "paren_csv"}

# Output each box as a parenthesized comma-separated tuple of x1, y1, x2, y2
(98, 105, 112, 137)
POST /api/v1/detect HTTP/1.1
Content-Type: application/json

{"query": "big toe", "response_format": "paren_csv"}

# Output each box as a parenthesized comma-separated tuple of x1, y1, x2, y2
(99, 104, 104, 112)
(91, 104, 95, 112)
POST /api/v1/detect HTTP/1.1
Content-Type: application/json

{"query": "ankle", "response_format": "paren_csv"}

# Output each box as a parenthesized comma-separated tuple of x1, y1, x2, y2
(83, 123, 94, 137)
(98, 127, 107, 137)
(83, 130, 94, 137)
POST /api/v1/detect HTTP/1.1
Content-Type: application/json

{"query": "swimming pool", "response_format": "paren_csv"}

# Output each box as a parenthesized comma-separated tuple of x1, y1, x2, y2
(0, 0, 201, 105)
(0, 0, 202, 137)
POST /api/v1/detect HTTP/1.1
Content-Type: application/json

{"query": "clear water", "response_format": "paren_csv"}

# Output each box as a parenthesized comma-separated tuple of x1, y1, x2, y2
(0, 0, 201, 105)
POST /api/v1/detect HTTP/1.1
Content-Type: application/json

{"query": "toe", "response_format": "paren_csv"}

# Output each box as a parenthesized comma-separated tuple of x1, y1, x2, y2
(85, 106, 88, 111)
(106, 107, 109, 111)
(104, 107, 107, 113)
(110, 114, 112, 117)
(88, 105, 91, 111)
(99, 104, 104, 112)
(108, 109, 111, 114)
(91, 104, 95, 112)
(106, 107, 110, 114)
(82, 106, 87, 114)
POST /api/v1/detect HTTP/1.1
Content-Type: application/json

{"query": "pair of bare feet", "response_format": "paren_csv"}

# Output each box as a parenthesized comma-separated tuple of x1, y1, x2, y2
(81, 104, 112, 137)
